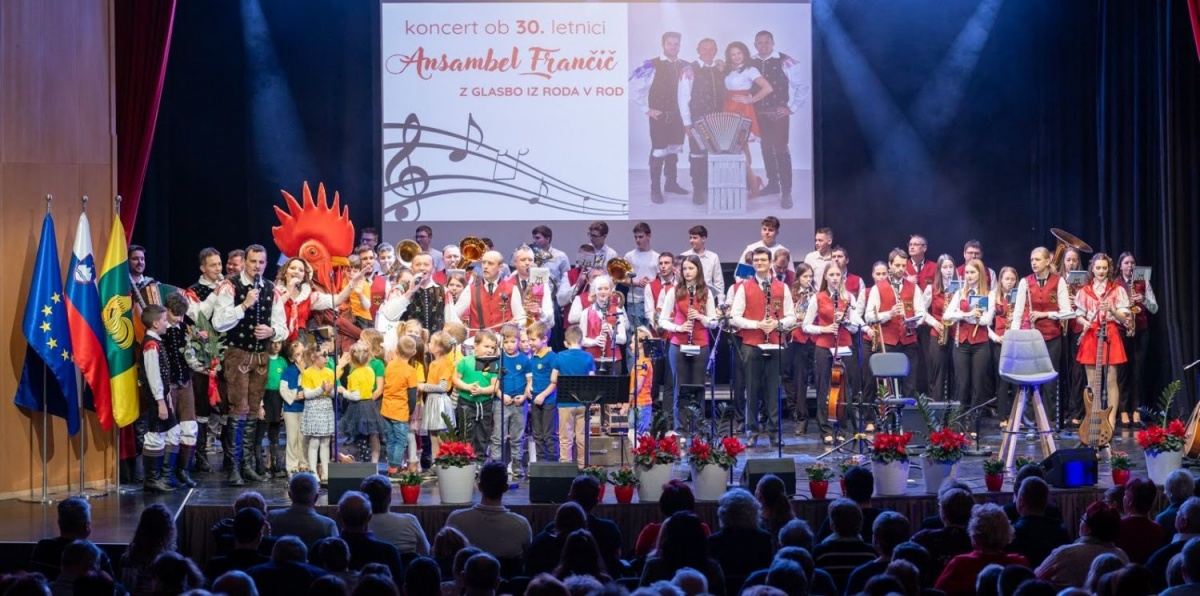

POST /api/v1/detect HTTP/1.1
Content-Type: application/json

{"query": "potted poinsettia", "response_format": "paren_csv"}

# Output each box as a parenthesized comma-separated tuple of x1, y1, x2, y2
(922, 428, 969, 493)
(806, 463, 835, 500)
(396, 471, 424, 505)
(982, 457, 1005, 492)
(1109, 451, 1132, 486)
(435, 417, 477, 504)
(871, 432, 913, 496)
(610, 467, 639, 504)
(688, 436, 745, 501)
(1138, 381, 1186, 485)
(583, 466, 609, 502)
(632, 433, 681, 502)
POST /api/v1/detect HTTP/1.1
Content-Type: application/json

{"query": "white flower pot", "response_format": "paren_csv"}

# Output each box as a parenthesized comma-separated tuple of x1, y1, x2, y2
(920, 455, 959, 494)
(436, 464, 476, 505)
(692, 464, 729, 502)
(636, 463, 675, 502)
(1146, 450, 1183, 486)
(872, 460, 911, 496)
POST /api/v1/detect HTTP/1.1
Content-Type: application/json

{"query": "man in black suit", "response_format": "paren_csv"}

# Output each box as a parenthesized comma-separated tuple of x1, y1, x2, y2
(206, 508, 271, 579)
(246, 536, 328, 593)
(337, 490, 405, 583)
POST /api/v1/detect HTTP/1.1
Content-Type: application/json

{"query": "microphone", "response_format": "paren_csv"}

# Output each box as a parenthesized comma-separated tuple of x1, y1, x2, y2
(254, 274, 263, 289)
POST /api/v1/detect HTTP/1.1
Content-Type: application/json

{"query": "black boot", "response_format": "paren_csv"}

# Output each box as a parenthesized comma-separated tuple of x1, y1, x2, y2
(118, 458, 138, 485)
(253, 420, 268, 477)
(193, 425, 214, 474)
(663, 154, 689, 194)
(175, 445, 199, 488)
(223, 417, 243, 486)
(143, 455, 176, 494)
(241, 420, 266, 482)
(270, 443, 288, 479)
(649, 156, 665, 203)
(689, 154, 708, 205)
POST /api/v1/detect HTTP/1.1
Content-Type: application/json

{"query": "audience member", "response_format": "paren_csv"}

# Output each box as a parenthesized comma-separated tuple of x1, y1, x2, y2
(360, 563, 393, 581)
(634, 480, 708, 558)
(818, 466, 883, 544)
(976, 563, 1004, 596)
(1006, 477, 1070, 568)
(211, 491, 276, 558)
(670, 568, 707, 596)
(812, 497, 877, 594)
(1162, 537, 1200, 596)
(919, 479, 973, 530)
(1169, 553, 1188, 589)
(1103, 484, 1125, 515)
(1106, 563, 1156, 596)
(462, 553, 501, 596)
(552, 530, 611, 584)
(336, 491, 404, 582)
(205, 508, 270, 579)
(28, 498, 116, 581)
(1002, 466, 1062, 523)
(351, 574, 399, 596)
(211, 570, 258, 596)
(1160, 472, 1197, 543)
(47, 540, 100, 596)
(71, 571, 120, 596)
(1034, 501, 1128, 588)
(120, 503, 177, 595)
(1010, 578, 1056, 596)
(307, 575, 348, 596)
(891, 541, 936, 589)
(753, 475, 795, 545)
(885, 558, 921, 596)
(526, 503, 587, 577)
(763, 559, 807, 594)
(862, 574, 905, 596)
(267, 473, 339, 548)
(935, 503, 1029, 596)
(639, 512, 726, 595)
(1082, 553, 1125, 594)
(441, 547, 481, 596)
(402, 556, 441, 596)
(997, 564, 1035, 596)
(912, 487, 974, 578)
(360, 475, 430, 556)
(776, 519, 814, 552)
(737, 587, 785, 596)
(524, 573, 571, 596)
(1149, 498, 1200, 591)
(246, 536, 328, 593)
(445, 461, 532, 561)
(708, 488, 774, 591)
(315, 538, 361, 590)
(845, 511, 912, 595)
(431, 527, 469, 579)
(149, 552, 205, 594)
(541, 475, 624, 575)
(1116, 477, 1165, 564)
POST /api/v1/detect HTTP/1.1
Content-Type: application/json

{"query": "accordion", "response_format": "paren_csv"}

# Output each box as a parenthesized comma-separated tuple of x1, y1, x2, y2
(689, 112, 752, 154)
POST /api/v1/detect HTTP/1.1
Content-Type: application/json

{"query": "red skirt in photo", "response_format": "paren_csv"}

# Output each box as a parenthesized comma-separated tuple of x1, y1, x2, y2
(1076, 321, 1127, 365)
(722, 91, 761, 139)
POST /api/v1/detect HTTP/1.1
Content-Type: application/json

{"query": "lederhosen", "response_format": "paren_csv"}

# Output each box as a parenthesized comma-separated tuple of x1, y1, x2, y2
(225, 277, 276, 415)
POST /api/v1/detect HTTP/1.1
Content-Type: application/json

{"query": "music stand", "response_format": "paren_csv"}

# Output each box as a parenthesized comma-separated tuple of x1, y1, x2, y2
(558, 375, 629, 467)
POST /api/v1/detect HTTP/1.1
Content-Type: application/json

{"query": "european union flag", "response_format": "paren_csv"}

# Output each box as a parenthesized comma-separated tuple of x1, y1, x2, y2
(14, 213, 80, 436)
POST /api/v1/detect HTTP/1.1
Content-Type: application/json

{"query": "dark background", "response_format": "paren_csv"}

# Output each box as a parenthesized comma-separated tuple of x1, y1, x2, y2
(139, 0, 1200, 406)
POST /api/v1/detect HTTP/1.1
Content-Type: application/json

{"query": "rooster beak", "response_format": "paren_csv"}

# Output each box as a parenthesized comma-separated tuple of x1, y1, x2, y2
(331, 256, 350, 267)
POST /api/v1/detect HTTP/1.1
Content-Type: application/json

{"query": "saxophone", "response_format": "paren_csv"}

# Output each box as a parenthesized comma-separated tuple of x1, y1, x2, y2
(870, 305, 883, 352)
(937, 289, 950, 346)
(1126, 279, 1141, 337)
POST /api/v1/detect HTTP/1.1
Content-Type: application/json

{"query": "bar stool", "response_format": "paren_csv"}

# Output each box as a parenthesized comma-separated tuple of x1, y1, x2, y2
(997, 329, 1059, 471)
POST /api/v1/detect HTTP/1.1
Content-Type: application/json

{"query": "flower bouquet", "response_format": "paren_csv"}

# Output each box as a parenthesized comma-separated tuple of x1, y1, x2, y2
(183, 312, 226, 407)
(396, 471, 424, 504)
(1138, 381, 1186, 485)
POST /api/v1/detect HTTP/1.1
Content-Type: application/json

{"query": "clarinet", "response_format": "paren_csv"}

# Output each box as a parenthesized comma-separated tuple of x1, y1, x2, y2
(762, 280, 773, 344)
(686, 285, 696, 345)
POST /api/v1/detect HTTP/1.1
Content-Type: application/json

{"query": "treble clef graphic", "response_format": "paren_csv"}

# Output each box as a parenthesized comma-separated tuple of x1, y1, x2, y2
(384, 113, 429, 219)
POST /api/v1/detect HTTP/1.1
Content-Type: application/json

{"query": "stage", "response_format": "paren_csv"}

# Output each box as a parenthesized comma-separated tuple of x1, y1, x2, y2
(0, 422, 1171, 570)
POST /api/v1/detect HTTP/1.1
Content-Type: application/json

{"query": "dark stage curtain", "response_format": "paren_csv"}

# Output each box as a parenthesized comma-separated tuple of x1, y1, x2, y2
(815, 0, 1200, 408)
(1191, 0, 1200, 60)
(115, 0, 176, 240)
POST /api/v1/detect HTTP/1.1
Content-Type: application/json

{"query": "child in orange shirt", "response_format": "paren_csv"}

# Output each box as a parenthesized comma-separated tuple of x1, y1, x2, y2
(382, 335, 419, 477)
(628, 351, 654, 436)
(421, 331, 457, 459)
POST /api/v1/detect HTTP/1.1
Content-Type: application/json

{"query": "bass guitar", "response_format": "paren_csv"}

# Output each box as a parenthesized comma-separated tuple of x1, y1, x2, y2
(1079, 310, 1116, 447)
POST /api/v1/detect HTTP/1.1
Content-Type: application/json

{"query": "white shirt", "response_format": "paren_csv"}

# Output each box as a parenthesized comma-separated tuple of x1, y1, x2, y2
(186, 276, 222, 322)
(594, 244, 620, 268)
(730, 275, 797, 331)
(751, 50, 809, 115)
(211, 272, 289, 343)
(624, 248, 660, 304)
(864, 280, 932, 329)
(1120, 276, 1159, 314)
(943, 286, 997, 328)
(803, 250, 833, 284)
(656, 285, 718, 332)
(581, 300, 628, 351)
(679, 248, 725, 298)
(630, 56, 691, 117)
(1010, 275, 1072, 327)
(741, 241, 794, 272)
(643, 276, 675, 325)
(802, 288, 867, 335)
(511, 274, 555, 327)
(679, 57, 722, 127)
(724, 66, 763, 92)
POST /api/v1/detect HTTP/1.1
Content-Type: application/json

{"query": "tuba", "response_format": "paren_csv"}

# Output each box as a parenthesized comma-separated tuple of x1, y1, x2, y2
(1050, 228, 1093, 275)
(397, 239, 421, 263)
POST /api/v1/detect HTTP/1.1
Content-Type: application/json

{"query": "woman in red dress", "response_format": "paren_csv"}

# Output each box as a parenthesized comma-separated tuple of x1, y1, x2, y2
(1073, 253, 1131, 428)
(722, 41, 773, 197)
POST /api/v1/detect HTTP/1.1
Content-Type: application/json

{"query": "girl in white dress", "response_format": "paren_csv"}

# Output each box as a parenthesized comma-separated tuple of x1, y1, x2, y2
(722, 41, 774, 196)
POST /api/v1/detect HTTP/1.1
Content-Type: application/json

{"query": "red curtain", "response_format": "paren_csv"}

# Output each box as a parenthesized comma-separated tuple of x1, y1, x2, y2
(1191, 0, 1200, 62)
(115, 0, 177, 241)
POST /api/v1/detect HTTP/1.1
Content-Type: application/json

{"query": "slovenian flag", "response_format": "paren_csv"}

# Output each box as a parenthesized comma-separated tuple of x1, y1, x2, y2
(14, 213, 81, 436)
(65, 212, 114, 431)
(99, 212, 139, 428)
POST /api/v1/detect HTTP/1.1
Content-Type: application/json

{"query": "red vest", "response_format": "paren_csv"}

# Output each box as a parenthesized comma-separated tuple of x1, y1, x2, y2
(994, 293, 1010, 337)
(648, 278, 669, 336)
(811, 291, 853, 350)
(585, 300, 624, 361)
(1024, 274, 1063, 340)
(367, 275, 387, 318)
(955, 295, 989, 345)
(876, 281, 918, 346)
(560, 268, 587, 321)
(469, 277, 515, 333)
(433, 270, 448, 286)
(670, 289, 709, 347)
(906, 259, 936, 290)
(845, 274, 863, 299)
(736, 279, 787, 346)
(1120, 278, 1149, 330)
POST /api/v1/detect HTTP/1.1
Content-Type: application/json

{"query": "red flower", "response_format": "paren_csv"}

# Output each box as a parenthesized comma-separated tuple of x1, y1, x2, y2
(633, 435, 659, 457)
(659, 435, 681, 457)
(1169, 419, 1187, 437)
(689, 439, 712, 462)
(721, 437, 745, 458)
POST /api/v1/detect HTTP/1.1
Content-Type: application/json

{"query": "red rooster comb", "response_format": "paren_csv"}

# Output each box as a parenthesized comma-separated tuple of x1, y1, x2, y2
(272, 182, 356, 258)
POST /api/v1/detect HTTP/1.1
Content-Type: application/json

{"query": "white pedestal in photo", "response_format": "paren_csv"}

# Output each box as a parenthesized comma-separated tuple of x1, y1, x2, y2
(707, 153, 747, 216)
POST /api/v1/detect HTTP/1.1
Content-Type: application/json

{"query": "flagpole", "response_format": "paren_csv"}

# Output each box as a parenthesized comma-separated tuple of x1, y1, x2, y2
(20, 195, 57, 505)
(74, 196, 108, 499)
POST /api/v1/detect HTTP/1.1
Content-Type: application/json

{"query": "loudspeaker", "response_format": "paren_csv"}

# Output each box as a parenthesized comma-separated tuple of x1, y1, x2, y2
(740, 458, 796, 496)
(529, 462, 580, 503)
(327, 463, 382, 502)
(1041, 448, 1098, 488)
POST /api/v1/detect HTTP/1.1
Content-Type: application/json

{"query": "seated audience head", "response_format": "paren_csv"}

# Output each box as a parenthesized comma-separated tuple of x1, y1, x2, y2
(477, 461, 509, 502)
(60, 540, 100, 577)
(773, 546, 815, 580)
(658, 512, 710, 572)
(1109, 564, 1155, 596)
(1104, 485, 1125, 514)
(716, 488, 761, 530)
(843, 466, 875, 504)
(212, 570, 258, 596)
(337, 491, 373, 531)
(1011, 579, 1057, 596)
(556, 529, 607, 579)
(56, 497, 92, 539)
(271, 535, 308, 563)
(307, 575, 346, 596)
(739, 587, 787, 596)
(360, 562, 392, 580)
(873, 511, 912, 557)
(404, 556, 442, 596)
(828, 498, 864, 539)
(567, 474, 602, 512)
(562, 575, 603, 596)
(232, 508, 266, 548)
(863, 574, 905, 596)
(554, 502, 588, 536)
(1124, 477, 1157, 516)
(885, 559, 921, 596)
(463, 552, 501, 595)
(360, 475, 394, 514)
(1012, 464, 1045, 495)
(1168, 552, 1186, 587)
(1183, 537, 1200, 584)
(999, 565, 1036, 596)
(755, 475, 793, 523)
(892, 542, 934, 587)
(777, 519, 814, 552)
(1166, 471, 1197, 506)
(977, 564, 1005, 596)
(941, 488, 975, 527)
(149, 551, 204, 593)
(1084, 553, 1125, 593)
(658, 479, 697, 518)
(288, 473, 321, 507)
(72, 571, 118, 595)
(129, 503, 177, 565)
(670, 568, 706, 596)
(353, 574, 399, 595)
(939, 478, 972, 497)
(1016, 477, 1050, 517)
(525, 573, 570, 596)
(432, 526, 469, 561)
(969, 503, 1013, 553)
(765, 559, 807, 594)
(234, 490, 268, 514)
(318, 537, 350, 572)
(1179, 498, 1200, 534)
(451, 547, 483, 587)
(1079, 501, 1121, 542)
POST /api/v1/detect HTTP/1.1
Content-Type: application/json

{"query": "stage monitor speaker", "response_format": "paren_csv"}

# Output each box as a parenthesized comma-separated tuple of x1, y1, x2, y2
(741, 458, 796, 496)
(327, 463, 382, 502)
(1041, 448, 1097, 488)
(529, 462, 580, 504)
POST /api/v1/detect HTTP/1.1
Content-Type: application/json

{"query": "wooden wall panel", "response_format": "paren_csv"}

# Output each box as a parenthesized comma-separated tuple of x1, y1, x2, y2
(0, 0, 115, 499)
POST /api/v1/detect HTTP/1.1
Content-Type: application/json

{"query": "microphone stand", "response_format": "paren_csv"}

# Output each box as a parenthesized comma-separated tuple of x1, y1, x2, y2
(774, 293, 786, 457)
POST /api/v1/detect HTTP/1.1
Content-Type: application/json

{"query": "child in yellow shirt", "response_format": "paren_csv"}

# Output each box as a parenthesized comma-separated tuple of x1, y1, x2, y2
(299, 349, 336, 481)
(337, 342, 386, 463)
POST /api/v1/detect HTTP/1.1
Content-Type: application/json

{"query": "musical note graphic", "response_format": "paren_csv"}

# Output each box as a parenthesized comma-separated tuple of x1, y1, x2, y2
(382, 112, 625, 222)
(448, 114, 483, 162)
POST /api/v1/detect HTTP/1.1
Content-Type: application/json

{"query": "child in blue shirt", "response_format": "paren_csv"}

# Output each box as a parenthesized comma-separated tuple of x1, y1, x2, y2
(554, 325, 596, 467)
(528, 321, 559, 462)
(493, 324, 532, 475)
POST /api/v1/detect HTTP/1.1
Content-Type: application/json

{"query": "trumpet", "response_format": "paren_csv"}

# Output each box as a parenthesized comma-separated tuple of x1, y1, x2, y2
(575, 244, 601, 270)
